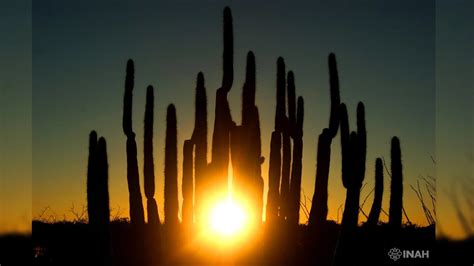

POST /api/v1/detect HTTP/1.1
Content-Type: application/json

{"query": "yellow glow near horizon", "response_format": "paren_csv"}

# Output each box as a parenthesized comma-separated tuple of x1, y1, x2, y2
(209, 199, 247, 237)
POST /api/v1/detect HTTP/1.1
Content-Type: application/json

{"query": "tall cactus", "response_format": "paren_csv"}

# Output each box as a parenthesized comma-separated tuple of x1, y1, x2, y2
(288, 96, 304, 225)
(232, 51, 264, 222)
(340, 102, 366, 228)
(355, 102, 366, 186)
(389, 136, 403, 229)
(87, 131, 110, 226)
(280, 130, 291, 220)
(86, 132, 111, 265)
(307, 53, 341, 226)
(266, 131, 282, 223)
(122, 59, 145, 225)
(210, 6, 234, 200)
(87, 131, 99, 225)
(334, 102, 367, 266)
(164, 104, 179, 225)
(144, 85, 160, 225)
(287, 71, 296, 136)
(308, 128, 331, 226)
(251, 107, 264, 223)
(242, 51, 256, 126)
(192, 72, 207, 224)
(276, 59, 291, 220)
(366, 158, 384, 227)
(182, 139, 194, 225)
(96, 137, 110, 226)
(275, 57, 286, 133)
(222, 6, 233, 92)
(328, 53, 341, 139)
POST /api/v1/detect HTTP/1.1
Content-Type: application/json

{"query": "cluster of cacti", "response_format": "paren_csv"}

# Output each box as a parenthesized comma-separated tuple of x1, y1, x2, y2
(81, 7, 412, 266)
(266, 57, 305, 225)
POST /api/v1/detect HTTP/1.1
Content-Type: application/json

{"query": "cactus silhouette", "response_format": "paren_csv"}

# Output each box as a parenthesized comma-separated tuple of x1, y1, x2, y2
(339, 102, 366, 228)
(389, 136, 403, 229)
(308, 128, 331, 226)
(86, 132, 111, 265)
(232, 51, 264, 222)
(182, 139, 194, 225)
(192, 72, 207, 224)
(280, 120, 291, 221)
(242, 51, 256, 126)
(122, 59, 145, 225)
(307, 53, 343, 227)
(210, 6, 234, 201)
(266, 131, 282, 223)
(355, 102, 366, 187)
(96, 137, 110, 226)
(87, 131, 110, 226)
(144, 85, 160, 225)
(275, 57, 286, 133)
(334, 102, 367, 266)
(366, 158, 384, 227)
(87, 131, 99, 225)
(328, 53, 341, 139)
(164, 104, 179, 225)
(287, 72, 296, 136)
(288, 96, 304, 225)
(278, 59, 292, 220)
(222, 6, 233, 92)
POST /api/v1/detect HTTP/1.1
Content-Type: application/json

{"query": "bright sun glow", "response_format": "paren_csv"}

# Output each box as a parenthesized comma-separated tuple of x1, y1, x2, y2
(209, 199, 247, 237)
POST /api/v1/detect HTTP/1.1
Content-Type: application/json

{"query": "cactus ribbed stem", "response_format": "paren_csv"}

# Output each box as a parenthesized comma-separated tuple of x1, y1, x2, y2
(308, 128, 331, 226)
(266, 131, 282, 223)
(144, 85, 160, 225)
(122, 59, 144, 225)
(328, 53, 340, 139)
(164, 104, 179, 225)
(182, 139, 194, 225)
(193, 72, 207, 224)
(389, 136, 403, 229)
(366, 158, 384, 227)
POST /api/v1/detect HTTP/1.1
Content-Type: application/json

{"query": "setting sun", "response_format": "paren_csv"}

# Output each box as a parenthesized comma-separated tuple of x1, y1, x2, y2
(209, 199, 247, 237)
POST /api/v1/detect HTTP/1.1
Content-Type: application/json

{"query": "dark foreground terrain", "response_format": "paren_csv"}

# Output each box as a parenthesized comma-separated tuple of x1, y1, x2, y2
(3, 222, 472, 265)
(29, 221, 437, 265)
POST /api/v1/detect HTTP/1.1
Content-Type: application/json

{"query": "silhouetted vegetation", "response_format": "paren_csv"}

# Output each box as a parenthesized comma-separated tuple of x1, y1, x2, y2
(209, 6, 234, 207)
(309, 128, 331, 227)
(29, 6, 441, 266)
(164, 104, 179, 225)
(192, 72, 207, 224)
(231, 50, 264, 223)
(181, 139, 194, 225)
(366, 158, 384, 227)
(389, 136, 403, 230)
(123, 59, 145, 226)
(144, 85, 160, 226)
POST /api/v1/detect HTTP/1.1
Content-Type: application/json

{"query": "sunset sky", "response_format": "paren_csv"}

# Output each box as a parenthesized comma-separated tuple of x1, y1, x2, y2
(1, 0, 472, 239)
